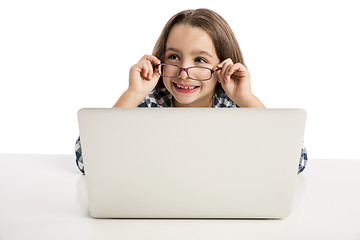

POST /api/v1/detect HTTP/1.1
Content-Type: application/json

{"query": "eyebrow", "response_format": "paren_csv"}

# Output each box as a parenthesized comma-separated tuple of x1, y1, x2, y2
(166, 47, 214, 59)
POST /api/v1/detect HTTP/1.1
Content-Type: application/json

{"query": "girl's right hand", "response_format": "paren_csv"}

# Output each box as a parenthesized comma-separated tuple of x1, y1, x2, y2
(128, 55, 161, 98)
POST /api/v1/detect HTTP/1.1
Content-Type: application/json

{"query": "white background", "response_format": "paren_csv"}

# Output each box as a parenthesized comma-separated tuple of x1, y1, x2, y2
(0, 0, 359, 159)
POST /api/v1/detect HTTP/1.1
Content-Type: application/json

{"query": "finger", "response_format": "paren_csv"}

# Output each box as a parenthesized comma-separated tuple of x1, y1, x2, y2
(215, 68, 222, 83)
(217, 62, 228, 84)
(232, 62, 247, 73)
(140, 54, 161, 66)
(216, 58, 233, 69)
(229, 63, 249, 81)
(139, 60, 150, 80)
(217, 58, 234, 83)
(222, 62, 233, 83)
(227, 63, 241, 79)
(145, 60, 154, 80)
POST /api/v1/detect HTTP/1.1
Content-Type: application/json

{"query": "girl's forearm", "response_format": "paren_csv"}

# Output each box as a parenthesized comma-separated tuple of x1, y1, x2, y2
(234, 94, 265, 108)
(113, 89, 145, 108)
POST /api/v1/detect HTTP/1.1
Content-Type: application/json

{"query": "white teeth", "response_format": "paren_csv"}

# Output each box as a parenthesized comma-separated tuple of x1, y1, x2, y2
(176, 84, 196, 90)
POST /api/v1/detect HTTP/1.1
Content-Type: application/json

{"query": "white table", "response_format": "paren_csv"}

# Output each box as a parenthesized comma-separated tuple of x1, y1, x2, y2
(0, 154, 359, 240)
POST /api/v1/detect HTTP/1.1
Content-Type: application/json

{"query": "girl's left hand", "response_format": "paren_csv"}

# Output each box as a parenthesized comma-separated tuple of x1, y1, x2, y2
(216, 58, 253, 103)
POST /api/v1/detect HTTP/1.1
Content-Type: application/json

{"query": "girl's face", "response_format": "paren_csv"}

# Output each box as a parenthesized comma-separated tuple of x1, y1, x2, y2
(163, 24, 220, 107)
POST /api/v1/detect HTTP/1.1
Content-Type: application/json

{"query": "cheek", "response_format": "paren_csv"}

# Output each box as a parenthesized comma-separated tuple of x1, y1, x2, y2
(161, 77, 169, 85)
(204, 76, 219, 89)
(162, 78, 173, 91)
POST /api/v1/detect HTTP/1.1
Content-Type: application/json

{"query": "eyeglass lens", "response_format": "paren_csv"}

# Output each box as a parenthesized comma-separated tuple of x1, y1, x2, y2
(159, 64, 212, 81)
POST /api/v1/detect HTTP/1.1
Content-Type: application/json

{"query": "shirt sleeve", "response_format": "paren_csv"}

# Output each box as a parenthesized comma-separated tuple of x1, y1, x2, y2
(298, 146, 308, 174)
(75, 136, 85, 174)
(138, 102, 148, 107)
(137, 97, 160, 107)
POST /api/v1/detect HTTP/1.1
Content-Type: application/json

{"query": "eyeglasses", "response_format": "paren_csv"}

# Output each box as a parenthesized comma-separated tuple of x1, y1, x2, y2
(156, 63, 221, 81)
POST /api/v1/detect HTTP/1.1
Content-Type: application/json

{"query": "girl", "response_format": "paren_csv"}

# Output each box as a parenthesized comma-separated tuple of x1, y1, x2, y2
(75, 8, 307, 174)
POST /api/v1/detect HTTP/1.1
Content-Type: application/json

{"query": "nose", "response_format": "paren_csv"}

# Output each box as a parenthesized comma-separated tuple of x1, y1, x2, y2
(179, 68, 188, 80)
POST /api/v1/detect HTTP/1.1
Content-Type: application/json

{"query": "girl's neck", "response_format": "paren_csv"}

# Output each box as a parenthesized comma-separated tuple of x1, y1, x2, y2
(172, 96, 214, 108)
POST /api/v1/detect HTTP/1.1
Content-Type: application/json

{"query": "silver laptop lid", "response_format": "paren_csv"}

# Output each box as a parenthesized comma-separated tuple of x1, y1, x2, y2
(78, 108, 306, 219)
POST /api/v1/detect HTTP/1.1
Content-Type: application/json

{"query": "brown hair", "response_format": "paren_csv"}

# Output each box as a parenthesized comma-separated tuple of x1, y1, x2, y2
(153, 8, 246, 93)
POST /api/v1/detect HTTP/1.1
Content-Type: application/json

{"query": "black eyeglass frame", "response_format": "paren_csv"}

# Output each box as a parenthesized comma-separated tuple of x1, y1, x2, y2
(155, 63, 222, 81)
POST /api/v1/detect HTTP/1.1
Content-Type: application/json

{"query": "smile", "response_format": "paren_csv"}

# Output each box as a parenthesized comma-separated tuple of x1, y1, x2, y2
(172, 82, 200, 93)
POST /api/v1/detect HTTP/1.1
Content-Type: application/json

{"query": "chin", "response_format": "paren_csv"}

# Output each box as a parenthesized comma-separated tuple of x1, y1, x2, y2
(173, 96, 197, 106)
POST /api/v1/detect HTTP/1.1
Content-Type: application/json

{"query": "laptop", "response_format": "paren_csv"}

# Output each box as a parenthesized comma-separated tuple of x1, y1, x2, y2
(77, 108, 306, 219)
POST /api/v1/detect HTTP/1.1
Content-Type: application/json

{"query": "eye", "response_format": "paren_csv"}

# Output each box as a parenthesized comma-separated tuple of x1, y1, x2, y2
(167, 54, 180, 60)
(194, 57, 207, 63)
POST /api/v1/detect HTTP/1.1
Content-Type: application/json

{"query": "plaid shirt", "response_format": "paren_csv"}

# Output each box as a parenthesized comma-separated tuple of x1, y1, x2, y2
(75, 87, 308, 174)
